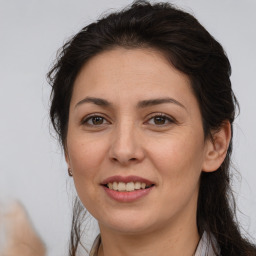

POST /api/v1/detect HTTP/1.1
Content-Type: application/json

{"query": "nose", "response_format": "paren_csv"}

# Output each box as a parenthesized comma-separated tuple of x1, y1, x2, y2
(108, 121, 145, 165)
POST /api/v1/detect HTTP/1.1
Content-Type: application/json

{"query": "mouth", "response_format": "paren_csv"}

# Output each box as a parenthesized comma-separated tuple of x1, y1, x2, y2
(103, 181, 154, 192)
(101, 175, 155, 192)
(101, 176, 155, 202)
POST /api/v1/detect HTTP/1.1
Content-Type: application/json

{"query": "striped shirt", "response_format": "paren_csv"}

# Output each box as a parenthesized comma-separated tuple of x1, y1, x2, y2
(89, 232, 219, 256)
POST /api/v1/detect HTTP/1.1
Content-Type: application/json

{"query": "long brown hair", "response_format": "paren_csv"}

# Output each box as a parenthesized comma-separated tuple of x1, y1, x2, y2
(47, 1, 256, 255)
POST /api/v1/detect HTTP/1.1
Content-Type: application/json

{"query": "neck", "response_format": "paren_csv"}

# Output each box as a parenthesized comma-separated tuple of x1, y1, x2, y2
(98, 212, 200, 256)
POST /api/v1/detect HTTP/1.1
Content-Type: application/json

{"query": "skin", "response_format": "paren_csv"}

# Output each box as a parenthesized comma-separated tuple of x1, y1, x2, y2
(0, 201, 46, 256)
(65, 48, 230, 256)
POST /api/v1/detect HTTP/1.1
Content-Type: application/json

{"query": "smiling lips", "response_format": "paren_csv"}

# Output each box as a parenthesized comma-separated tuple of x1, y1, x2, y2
(101, 176, 155, 202)
(107, 181, 152, 191)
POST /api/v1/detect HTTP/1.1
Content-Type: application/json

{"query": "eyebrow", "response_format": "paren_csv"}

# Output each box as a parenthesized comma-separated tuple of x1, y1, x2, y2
(137, 97, 186, 109)
(75, 97, 112, 108)
(75, 96, 186, 110)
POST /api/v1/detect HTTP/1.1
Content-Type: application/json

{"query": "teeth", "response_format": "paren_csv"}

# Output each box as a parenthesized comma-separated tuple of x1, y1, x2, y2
(113, 181, 118, 190)
(107, 181, 150, 191)
(134, 182, 141, 190)
(126, 182, 134, 192)
(117, 182, 126, 191)
(108, 183, 113, 190)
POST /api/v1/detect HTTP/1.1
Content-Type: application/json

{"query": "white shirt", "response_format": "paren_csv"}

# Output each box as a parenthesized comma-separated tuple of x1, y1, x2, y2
(194, 232, 219, 256)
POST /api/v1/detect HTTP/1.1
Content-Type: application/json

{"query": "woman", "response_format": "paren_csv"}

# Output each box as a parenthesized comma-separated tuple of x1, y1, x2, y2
(47, 1, 256, 255)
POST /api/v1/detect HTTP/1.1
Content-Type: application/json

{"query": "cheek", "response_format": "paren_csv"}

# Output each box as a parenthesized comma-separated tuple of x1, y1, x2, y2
(67, 136, 108, 207)
(148, 135, 204, 216)
(67, 134, 108, 177)
(148, 132, 205, 184)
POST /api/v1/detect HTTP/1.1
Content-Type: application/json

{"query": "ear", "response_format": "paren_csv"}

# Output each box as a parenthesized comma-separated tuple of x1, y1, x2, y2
(202, 121, 231, 173)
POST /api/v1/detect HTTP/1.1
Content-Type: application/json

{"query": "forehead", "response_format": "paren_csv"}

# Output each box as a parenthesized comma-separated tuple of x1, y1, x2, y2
(71, 47, 195, 107)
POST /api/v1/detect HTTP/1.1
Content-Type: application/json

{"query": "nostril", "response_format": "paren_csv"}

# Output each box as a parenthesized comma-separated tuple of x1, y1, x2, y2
(110, 155, 140, 164)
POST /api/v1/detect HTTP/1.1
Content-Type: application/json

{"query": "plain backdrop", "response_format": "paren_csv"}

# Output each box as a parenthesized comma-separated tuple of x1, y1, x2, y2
(0, 0, 255, 255)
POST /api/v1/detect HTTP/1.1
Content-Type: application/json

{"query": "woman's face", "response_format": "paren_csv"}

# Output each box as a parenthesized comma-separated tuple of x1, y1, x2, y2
(66, 48, 212, 234)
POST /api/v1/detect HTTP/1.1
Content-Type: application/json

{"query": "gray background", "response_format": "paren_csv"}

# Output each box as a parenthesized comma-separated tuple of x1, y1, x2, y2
(0, 0, 255, 255)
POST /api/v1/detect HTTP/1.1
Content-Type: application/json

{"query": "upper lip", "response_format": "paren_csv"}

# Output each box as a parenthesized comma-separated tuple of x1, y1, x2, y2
(101, 175, 155, 186)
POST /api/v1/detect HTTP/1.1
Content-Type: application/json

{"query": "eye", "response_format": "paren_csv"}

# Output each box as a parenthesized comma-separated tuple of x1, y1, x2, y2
(82, 115, 109, 126)
(147, 114, 174, 126)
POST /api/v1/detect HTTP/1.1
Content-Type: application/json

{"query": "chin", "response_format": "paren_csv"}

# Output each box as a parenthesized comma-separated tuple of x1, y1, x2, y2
(97, 211, 159, 235)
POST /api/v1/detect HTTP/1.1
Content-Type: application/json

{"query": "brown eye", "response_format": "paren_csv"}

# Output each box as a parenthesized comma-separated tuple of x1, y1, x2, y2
(147, 114, 174, 126)
(82, 115, 108, 126)
(91, 116, 104, 125)
(154, 116, 167, 125)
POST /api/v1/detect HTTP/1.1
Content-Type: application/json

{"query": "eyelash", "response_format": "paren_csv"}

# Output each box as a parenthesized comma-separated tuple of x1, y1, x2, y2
(146, 113, 175, 126)
(81, 113, 175, 127)
(81, 114, 110, 126)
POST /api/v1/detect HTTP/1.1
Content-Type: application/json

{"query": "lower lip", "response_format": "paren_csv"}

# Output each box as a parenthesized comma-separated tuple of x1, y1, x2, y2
(102, 186, 154, 202)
